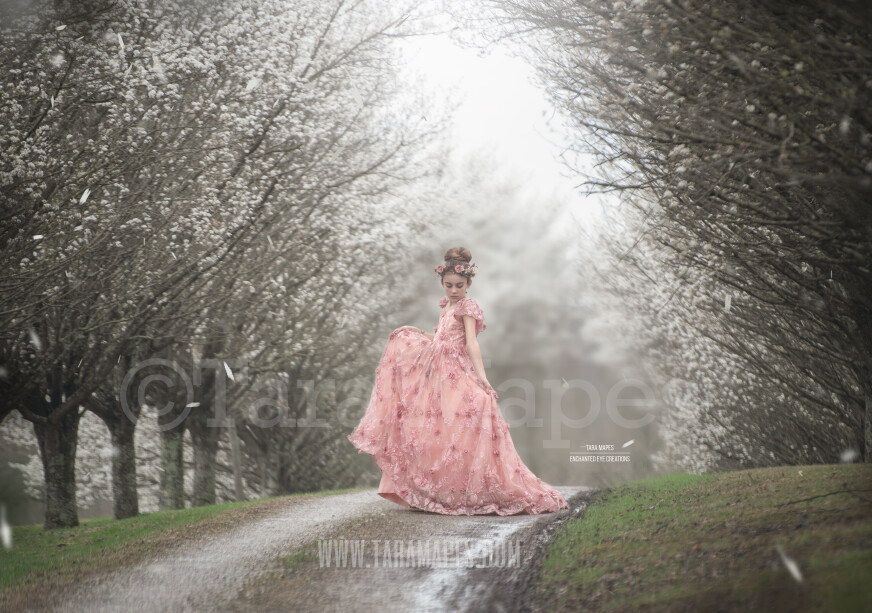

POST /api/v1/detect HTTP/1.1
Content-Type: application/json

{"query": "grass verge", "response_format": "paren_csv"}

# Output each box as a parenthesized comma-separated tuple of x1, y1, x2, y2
(530, 464, 872, 613)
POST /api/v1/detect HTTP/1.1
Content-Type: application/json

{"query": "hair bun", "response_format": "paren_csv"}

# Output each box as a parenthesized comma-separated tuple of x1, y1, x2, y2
(443, 246, 471, 264)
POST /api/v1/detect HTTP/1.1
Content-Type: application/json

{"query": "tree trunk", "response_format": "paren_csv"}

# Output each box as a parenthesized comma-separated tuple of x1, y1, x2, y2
(106, 412, 139, 519)
(189, 422, 219, 506)
(865, 395, 871, 464)
(260, 449, 268, 498)
(229, 423, 244, 501)
(274, 440, 290, 496)
(34, 408, 81, 529)
(187, 350, 229, 506)
(159, 426, 185, 509)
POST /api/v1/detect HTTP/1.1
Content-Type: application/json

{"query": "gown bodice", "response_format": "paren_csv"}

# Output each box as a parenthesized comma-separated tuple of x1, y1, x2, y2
(433, 296, 486, 346)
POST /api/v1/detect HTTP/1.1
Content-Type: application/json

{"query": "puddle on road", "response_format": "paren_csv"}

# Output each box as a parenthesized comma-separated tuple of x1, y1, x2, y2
(410, 486, 589, 613)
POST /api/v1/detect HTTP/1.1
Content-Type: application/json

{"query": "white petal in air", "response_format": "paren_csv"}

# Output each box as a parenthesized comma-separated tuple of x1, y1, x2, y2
(622, 440, 634, 448)
(0, 505, 12, 550)
(80, 187, 90, 204)
(561, 377, 569, 388)
(28, 327, 42, 351)
(185, 402, 200, 408)
(33, 235, 44, 240)
(224, 361, 234, 381)
(55, 24, 66, 31)
(245, 77, 261, 92)
(775, 542, 803, 583)
(724, 294, 731, 312)
(840, 447, 859, 463)
(117, 33, 125, 53)
(839, 116, 851, 136)
(151, 54, 168, 84)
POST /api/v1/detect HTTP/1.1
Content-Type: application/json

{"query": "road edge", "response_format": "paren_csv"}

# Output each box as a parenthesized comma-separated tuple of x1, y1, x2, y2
(459, 487, 607, 613)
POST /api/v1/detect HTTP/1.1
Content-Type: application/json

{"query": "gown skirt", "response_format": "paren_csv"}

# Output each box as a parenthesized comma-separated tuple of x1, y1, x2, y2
(347, 296, 569, 515)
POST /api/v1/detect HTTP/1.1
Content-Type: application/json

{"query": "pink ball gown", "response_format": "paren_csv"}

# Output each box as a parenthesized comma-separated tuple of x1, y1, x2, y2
(347, 296, 569, 515)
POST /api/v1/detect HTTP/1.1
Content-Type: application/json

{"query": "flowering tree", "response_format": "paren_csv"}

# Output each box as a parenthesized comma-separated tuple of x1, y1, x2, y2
(1, 0, 443, 527)
(495, 0, 872, 469)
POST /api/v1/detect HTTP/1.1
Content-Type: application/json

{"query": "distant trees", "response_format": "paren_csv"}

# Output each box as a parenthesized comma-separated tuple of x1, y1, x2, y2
(497, 0, 872, 468)
(1, 0, 442, 527)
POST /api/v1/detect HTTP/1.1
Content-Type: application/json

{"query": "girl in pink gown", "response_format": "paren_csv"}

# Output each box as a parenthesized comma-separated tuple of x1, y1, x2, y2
(347, 247, 569, 515)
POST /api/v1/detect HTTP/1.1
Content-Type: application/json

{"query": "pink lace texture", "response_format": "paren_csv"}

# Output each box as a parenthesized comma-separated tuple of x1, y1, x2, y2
(347, 296, 569, 515)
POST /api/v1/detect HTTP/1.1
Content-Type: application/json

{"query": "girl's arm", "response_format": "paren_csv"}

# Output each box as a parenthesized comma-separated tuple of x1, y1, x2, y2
(462, 316, 491, 388)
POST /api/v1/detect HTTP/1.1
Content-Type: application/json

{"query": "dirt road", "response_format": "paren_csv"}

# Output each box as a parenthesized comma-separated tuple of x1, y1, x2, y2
(38, 485, 592, 613)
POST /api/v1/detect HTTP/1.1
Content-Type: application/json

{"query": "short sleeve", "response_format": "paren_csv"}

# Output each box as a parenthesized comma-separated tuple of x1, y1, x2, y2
(439, 296, 449, 308)
(453, 298, 486, 336)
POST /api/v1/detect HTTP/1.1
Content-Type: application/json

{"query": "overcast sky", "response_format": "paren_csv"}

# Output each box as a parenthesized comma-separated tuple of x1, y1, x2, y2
(393, 29, 617, 313)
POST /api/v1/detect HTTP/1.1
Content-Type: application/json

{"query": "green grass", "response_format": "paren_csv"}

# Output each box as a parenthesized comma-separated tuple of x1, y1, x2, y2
(535, 464, 872, 613)
(283, 548, 320, 569)
(0, 487, 363, 605)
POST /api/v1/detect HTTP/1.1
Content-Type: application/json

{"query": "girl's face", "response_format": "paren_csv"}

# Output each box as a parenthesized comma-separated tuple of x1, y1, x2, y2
(441, 273, 469, 301)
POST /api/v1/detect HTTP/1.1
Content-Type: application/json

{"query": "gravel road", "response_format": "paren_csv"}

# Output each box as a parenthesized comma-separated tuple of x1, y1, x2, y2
(37, 485, 592, 613)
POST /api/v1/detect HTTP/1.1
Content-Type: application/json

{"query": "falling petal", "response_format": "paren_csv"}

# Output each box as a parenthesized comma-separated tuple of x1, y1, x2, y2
(55, 24, 66, 31)
(839, 116, 851, 136)
(224, 361, 234, 381)
(27, 327, 42, 351)
(33, 235, 44, 240)
(0, 505, 12, 550)
(622, 439, 634, 448)
(561, 377, 569, 388)
(151, 53, 167, 84)
(245, 77, 261, 92)
(775, 542, 803, 583)
(840, 448, 859, 463)
(117, 33, 124, 52)
(170, 251, 177, 260)
(267, 235, 274, 249)
(724, 294, 731, 312)
(185, 402, 200, 408)
(50, 95, 55, 108)
(798, 470, 803, 477)
(80, 187, 90, 204)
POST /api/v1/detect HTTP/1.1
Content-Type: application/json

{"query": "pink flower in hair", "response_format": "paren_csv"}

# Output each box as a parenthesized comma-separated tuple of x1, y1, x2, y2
(435, 261, 478, 277)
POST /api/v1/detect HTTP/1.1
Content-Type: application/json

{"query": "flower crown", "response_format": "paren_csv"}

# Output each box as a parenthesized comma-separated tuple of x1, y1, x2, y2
(434, 261, 478, 278)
